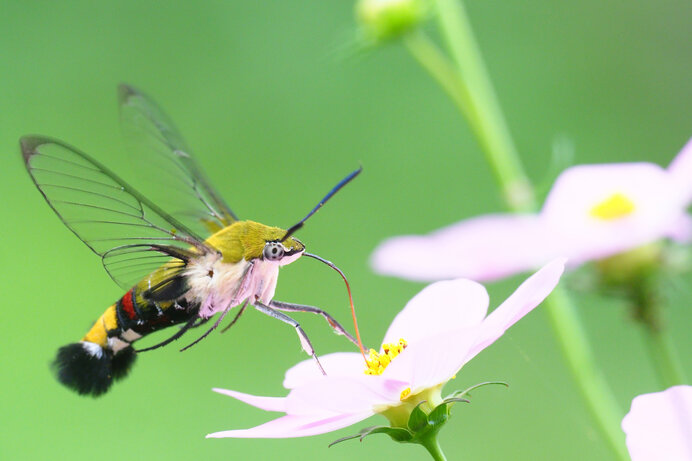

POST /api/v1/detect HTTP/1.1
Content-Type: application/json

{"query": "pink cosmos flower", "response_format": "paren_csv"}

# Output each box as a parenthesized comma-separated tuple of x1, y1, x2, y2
(206, 259, 565, 439)
(622, 385, 692, 460)
(371, 137, 692, 282)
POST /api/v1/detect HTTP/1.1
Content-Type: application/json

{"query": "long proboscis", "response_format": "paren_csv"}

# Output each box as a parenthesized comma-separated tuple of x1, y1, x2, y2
(303, 252, 367, 361)
(281, 167, 362, 242)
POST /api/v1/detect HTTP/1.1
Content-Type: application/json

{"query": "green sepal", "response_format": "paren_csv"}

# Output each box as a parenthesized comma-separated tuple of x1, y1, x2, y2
(330, 382, 509, 450)
(441, 396, 470, 407)
(408, 401, 430, 432)
(427, 402, 451, 427)
(329, 425, 412, 447)
(362, 426, 413, 442)
(445, 381, 508, 401)
(328, 431, 368, 448)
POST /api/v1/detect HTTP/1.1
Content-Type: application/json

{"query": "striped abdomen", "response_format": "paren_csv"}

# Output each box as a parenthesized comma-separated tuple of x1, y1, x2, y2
(53, 279, 196, 397)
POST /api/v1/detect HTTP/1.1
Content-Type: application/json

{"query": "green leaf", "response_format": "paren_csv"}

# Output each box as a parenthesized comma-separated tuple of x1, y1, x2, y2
(408, 402, 429, 432)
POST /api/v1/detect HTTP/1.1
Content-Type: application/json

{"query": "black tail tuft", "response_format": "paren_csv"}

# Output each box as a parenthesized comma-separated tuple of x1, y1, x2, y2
(52, 342, 137, 397)
(111, 346, 136, 381)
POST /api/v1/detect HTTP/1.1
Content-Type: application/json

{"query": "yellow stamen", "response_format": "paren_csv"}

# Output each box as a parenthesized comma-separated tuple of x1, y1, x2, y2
(590, 193, 636, 220)
(399, 387, 411, 401)
(364, 338, 408, 375)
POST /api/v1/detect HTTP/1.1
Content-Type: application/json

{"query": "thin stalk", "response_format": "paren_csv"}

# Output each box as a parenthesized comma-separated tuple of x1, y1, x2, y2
(544, 288, 629, 461)
(432, 0, 534, 211)
(403, 31, 479, 144)
(627, 272, 688, 388)
(642, 323, 687, 388)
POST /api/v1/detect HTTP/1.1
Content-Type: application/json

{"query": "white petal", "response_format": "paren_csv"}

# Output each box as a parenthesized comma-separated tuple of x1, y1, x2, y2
(283, 352, 365, 389)
(667, 136, 692, 204)
(382, 279, 489, 346)
(212, 388, 287, 412)
(384, 260, 565, 390)
(622, 385, 692, 460)
(464, 259, 565, 364)
(371, 214, 553, 282)
(382, 327, 480, 391)
(206, 412, 371, 439)
(542, 163, 685, 265)
(286, 376, 405, 415)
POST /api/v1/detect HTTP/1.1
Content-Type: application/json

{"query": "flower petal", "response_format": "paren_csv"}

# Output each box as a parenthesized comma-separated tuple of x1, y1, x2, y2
(382, 278, 489, 346)
(622, 385, 692, 461)
(541, 163, 685, 265)
(212, 388, 287, 412)
(286, 376, 405, 415)
(383, 260, 565, 390)
(371, 214, 554, 282)
(206, 412, 371, 439)
(667, 214, 692, 243)
(667, 136, 692, 203)
(283, 352, 365, 389)
(464, 258, 565, 363)
(382, 326, 480, 392)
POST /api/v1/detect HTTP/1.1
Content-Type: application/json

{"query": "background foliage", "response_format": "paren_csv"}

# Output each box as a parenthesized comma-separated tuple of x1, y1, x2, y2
(1, 1, 690, 459)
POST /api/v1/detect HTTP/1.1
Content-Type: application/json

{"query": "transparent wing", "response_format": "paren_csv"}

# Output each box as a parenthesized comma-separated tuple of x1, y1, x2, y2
(118, 84, 237, 236)
(21, 136, 216, 289)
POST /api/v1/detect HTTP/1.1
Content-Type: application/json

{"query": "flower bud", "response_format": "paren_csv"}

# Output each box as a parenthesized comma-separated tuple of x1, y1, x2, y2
(356, 0, 429, 43)
(595, 243, 664, 287)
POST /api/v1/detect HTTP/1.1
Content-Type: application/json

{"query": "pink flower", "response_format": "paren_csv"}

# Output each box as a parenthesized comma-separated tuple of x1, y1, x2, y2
(372, 137, 692, 282)
(622, 385, 692, 460)
(206, 259, 565, 439)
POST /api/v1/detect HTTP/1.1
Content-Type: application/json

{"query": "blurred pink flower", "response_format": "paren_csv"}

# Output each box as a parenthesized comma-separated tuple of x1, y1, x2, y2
(372, 137, 692, 282)
(206, 259, 565, 439)
(622, 385, 692, 460)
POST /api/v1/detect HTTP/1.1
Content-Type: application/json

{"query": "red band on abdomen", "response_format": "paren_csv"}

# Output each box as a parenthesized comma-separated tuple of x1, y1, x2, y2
(121, 289, 136, 319)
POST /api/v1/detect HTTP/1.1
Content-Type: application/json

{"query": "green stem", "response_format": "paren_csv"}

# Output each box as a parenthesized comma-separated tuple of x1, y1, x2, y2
(432, 0, 534, 211)
(642, 323, 687, 388)
(419, 435, 448, 461)
(403, 32, 478, 143)
(403, 29, 533, 211)
(404, 1, 630, 459)
(544, 288, 629, 461)
(627, 271, 688, 389)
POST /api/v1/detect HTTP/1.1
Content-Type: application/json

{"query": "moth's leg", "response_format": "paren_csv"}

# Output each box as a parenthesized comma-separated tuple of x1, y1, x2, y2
(269, 300, 358, 346)
(135, 315, 199, 353)
(179, 304, 233, 352)
(253, 301, 326, 375)
(220, 300, 249, 333)
(190, 317, 212, 329)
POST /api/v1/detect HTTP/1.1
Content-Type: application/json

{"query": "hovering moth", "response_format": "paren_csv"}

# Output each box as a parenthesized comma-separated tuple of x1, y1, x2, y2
(22, 85, 362, 397)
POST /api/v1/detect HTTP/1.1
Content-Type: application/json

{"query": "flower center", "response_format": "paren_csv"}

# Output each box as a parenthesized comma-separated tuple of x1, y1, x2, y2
(364, 338, 407, 375)
(589, 192, 635, 220)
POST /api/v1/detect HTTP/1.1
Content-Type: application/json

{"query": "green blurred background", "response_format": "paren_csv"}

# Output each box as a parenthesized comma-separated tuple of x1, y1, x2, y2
(1, 1, 691, 459)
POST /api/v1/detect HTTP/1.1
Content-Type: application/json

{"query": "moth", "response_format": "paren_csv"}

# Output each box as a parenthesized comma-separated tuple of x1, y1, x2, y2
(21, 85, 362, 396)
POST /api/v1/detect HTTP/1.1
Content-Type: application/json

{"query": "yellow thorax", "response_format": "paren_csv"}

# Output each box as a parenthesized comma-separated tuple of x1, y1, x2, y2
(205, 220, 305, 263)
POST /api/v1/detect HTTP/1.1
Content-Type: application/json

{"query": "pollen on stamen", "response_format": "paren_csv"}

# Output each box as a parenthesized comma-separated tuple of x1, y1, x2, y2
(590, 192, 636, 220)
(399, 387, 411, 401)
(364, 338, 407, 375)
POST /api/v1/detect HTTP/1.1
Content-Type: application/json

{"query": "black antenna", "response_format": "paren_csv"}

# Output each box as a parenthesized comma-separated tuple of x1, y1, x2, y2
(281, 166, 362, 242)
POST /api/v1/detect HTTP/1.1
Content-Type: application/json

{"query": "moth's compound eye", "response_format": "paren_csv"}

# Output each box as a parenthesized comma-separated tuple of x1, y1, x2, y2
(263, 242, 284, 261)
